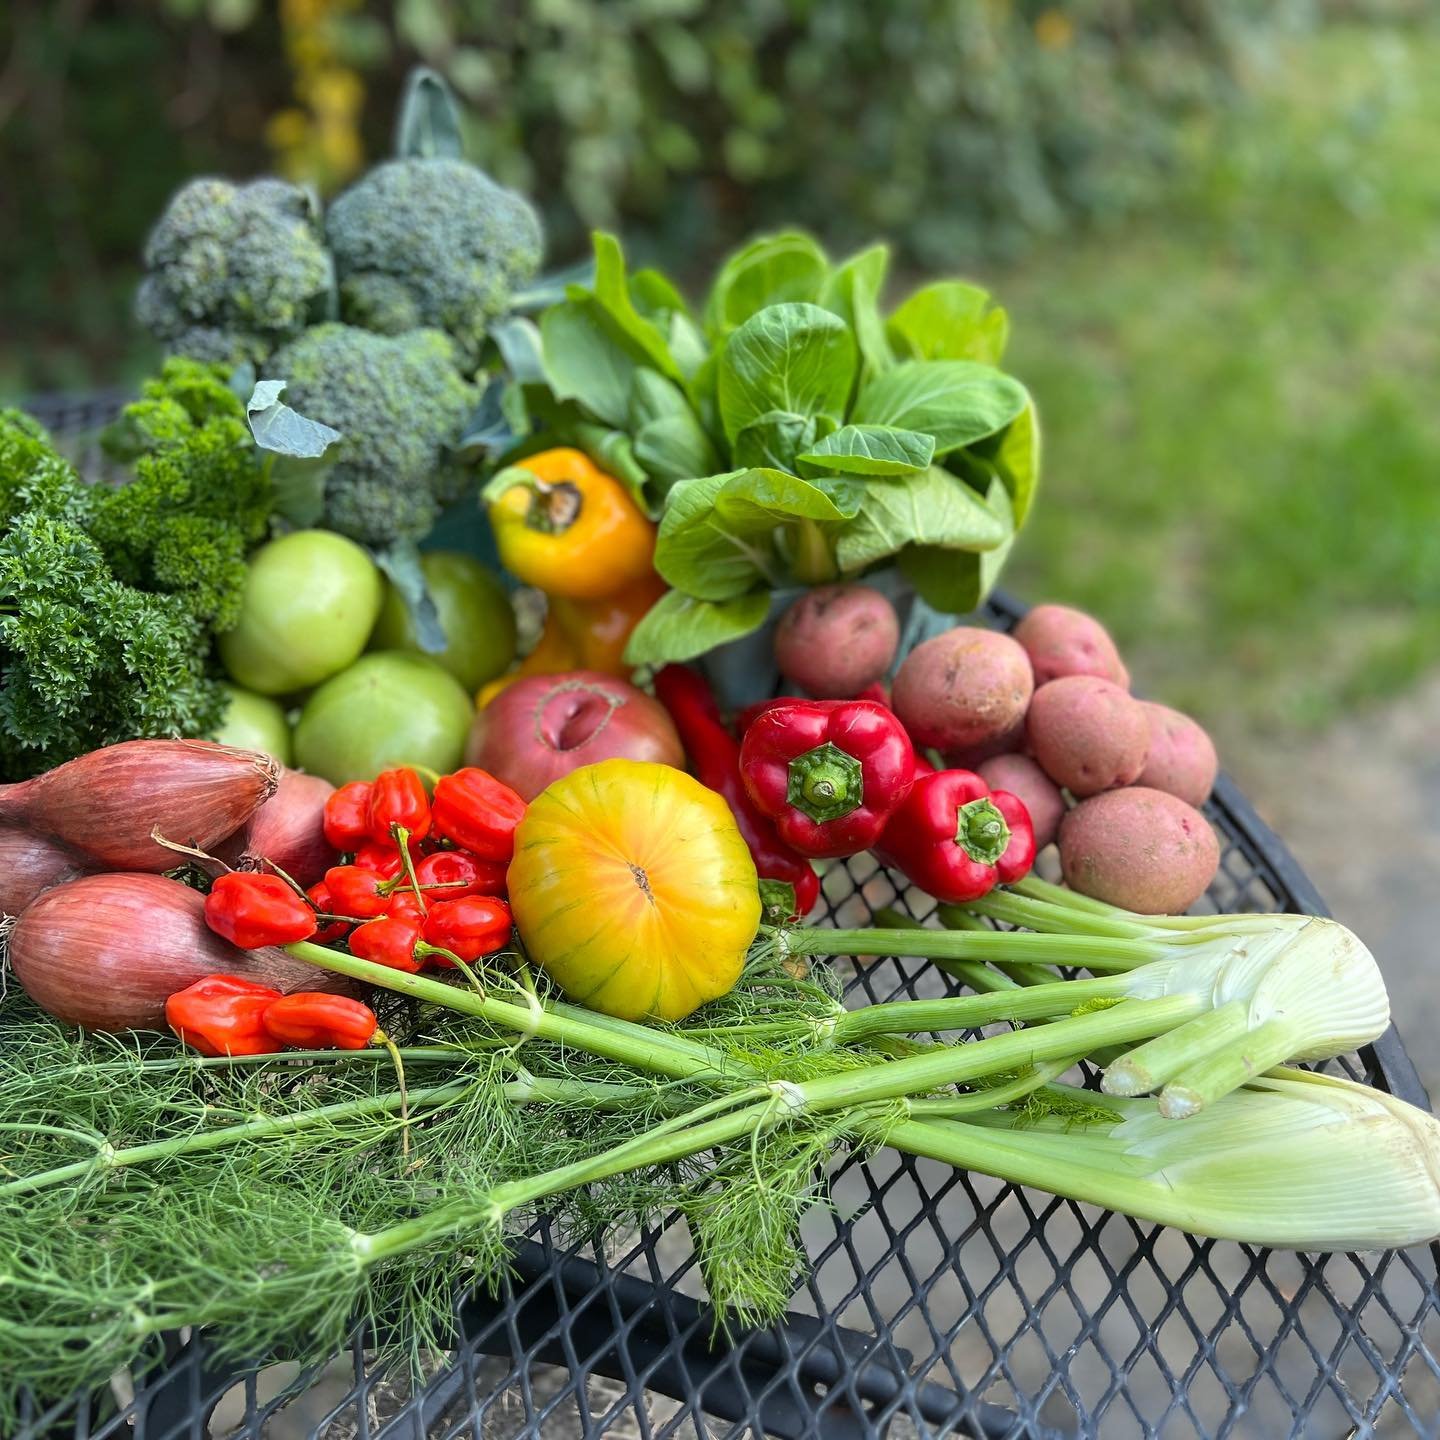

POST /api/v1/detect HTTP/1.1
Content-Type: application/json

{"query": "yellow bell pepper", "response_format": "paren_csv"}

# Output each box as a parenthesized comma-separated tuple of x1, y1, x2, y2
(487, 448, 656, 600)
(476, 572, 667, 708)
(507, 759, 761, 1021)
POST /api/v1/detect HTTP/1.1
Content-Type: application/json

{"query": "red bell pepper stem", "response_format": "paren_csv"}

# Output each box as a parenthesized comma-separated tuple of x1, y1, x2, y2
(653, 666, 819, 922)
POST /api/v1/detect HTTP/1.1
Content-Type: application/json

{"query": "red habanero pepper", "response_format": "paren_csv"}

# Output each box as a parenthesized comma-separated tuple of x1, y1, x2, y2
(386, 890, 423, 923)
(349, 912, 424, 972)
(420, 895, 513, 965)
(430, 768, 526, 861)
(353, 842, 405, 879)
(414, 848, 507, 899)
(204, 872, 317, 949)
(305, 881, 350, 943)
(874, 769, 1036, 904)
(166, 975, 284, 1057)
(367, 768, 431, 845)
(652, 666, 819, 923)
(261, 992, 378, 1050)
(323, 781, 373, 852)
(740, 699, 915, 859)
(323, 864, 390, 919)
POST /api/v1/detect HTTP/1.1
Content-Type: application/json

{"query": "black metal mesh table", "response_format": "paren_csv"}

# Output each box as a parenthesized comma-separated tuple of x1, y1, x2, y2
(13, 392, 1440, 1440)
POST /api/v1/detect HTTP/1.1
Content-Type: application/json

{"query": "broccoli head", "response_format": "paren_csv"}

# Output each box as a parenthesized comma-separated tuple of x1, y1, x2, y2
(135, 177, 335, 367)
(266, 324, 478, 547)
(326, 158, 543, 371)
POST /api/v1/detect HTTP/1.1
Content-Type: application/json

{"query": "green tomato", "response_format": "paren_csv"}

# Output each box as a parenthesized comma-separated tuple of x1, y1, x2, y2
(370, 550, 517, 694)
(214, 683, 293, 765)
(293, 651, 475, 785)
(219, 530, 383, 696)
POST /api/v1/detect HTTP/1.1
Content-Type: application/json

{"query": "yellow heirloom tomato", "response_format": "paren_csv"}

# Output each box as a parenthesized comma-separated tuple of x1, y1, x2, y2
(507, 758, 761, 1022)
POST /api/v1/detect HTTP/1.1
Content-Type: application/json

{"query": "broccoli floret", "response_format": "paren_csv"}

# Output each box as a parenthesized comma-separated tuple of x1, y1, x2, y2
(326, 158, 543, 370)
(266, 324, 477, 547)
(136, 177, 335, 367)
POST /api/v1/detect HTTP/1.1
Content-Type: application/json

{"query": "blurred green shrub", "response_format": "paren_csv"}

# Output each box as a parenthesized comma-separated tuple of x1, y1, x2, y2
(398, 0, 1288, 266)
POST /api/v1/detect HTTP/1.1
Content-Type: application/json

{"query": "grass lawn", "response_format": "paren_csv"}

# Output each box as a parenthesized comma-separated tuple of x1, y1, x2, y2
(998, 24, 1440, 733)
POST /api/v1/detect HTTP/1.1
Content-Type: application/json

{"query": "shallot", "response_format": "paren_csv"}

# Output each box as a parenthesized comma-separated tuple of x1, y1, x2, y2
(216, 768, 337, 888)
(0, 826, 92, 918)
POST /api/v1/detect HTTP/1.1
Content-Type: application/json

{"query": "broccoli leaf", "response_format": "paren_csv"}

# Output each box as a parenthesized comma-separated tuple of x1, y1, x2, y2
(798, 424, 934, 476)
(395, 67, 466, 161)
(851, 361, 1028, 457)
(370, 540, 447, 654)
(245, 381, 341, 459)
(717, 303, 857, 446)
(623, 589, 770, 667)
(834, 465, 1006, 574)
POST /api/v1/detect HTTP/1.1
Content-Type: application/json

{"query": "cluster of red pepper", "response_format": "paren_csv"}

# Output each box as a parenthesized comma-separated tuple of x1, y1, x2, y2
(176, 764, 529, 1056)
(166, 975, 379, 1057)
(657, 667, 1035, 908)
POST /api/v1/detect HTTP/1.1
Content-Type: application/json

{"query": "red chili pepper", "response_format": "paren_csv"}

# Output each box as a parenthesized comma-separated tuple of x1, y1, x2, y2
(367, 768, 431, 845)
(874, 769, 1036, 903)
(353, 841, 405, 879)
(305, 881, 350, 943)
(204, 871, 317, 949)
(853, 682, 889, 706)
(912, 751, 936, 778)
(349, 912, 423, 972)
(261, 992, 378, 1050)
(386, 890, 424, 922)
(323, 781, 373, 852)
(323, 864, 389, 919)
(420, 895, 513, 964)
(414, 849, 507, 899)
(430, 767, 526, 860)
(166, 974, 284, 1057)
(653, 666, 819, 923)
(739, 699, 916, 859)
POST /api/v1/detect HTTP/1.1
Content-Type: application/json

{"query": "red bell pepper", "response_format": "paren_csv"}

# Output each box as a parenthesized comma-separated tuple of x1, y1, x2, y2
(305, 881, 350, 943)
(166, 975, 284, 1057)
(349, 912, 424, 972)
(414, 849, 507, 899)
(874, 769, 1036, 903)
(204, 872, 317, 949)
(420, 895, 513, 964)
(261, 992, 378, 1050)
(322, 864, 390, 919)
(430, 767, 527, 861)
(367, 768, 431, 845)
(740, 699, 915, 859)
(322, 781, 372, 852)
(653, 666, 819, 923)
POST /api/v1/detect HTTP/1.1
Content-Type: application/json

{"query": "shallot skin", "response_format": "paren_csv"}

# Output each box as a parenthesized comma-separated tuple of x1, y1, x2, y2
(0, 739, 279, 871)
(217, 768, 337, 889)
(0, 826, 92, 918)
(8, 872, 359, 1031)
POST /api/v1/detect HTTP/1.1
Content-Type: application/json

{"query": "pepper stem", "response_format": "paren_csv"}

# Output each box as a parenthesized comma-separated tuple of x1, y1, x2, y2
(786, 742, 864, 823)
(526, 478, 583, 535)
(955, 796, 1011, 866)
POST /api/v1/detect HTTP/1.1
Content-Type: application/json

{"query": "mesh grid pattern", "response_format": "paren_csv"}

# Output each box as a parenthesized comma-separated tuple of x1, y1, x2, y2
(13, 392, 1440, 1440)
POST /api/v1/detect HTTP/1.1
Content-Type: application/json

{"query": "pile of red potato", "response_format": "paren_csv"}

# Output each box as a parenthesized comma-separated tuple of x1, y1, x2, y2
(774, 588, 1220, 914)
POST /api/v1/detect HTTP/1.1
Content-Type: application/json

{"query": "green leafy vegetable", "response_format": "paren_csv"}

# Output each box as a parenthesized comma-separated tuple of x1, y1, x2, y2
(506, 229, 1038, 663)
(624, 589, 773, 665)
(0, 361, 278, 778)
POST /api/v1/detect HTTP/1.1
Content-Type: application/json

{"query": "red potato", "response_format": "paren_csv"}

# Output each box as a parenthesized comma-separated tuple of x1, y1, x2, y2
(1059, 787, 1220, 914)
(774, 585, 900, 699)
(892, 627, 1033, 764)
(1136, 702, 1218, 808)
(977, 754, 1066, 851)
(1012, 604, 1130, 689)
(1026, 676, 1150, 797)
